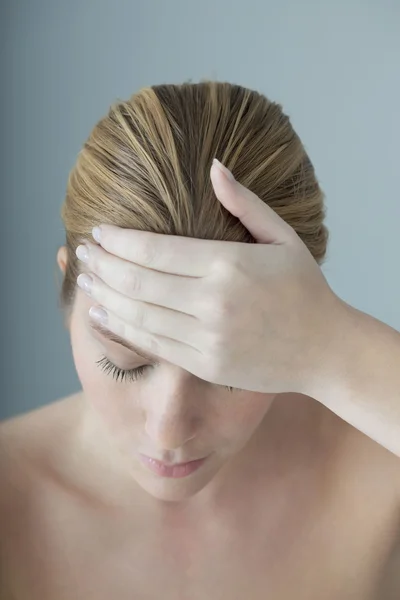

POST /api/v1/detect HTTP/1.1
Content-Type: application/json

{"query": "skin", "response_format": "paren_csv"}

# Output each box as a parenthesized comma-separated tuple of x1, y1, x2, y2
(0, 247, 400, 600)
(69, 276, 277, 506)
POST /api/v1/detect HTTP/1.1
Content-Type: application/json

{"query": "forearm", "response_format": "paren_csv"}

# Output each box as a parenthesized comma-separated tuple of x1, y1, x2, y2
(310, 300, 400, 458)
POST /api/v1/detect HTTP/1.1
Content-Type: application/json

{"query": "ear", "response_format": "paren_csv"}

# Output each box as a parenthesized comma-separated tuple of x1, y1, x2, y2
(56, 246, 72, 331)
(57, 246, 68, 274)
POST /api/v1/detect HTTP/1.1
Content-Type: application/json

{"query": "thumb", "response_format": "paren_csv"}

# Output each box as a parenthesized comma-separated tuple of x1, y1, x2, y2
(210, 158, 294, 244)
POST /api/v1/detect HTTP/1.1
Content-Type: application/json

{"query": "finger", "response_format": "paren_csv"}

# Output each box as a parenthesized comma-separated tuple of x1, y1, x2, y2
(93, 224, 227, 277)
(210, 159, 294, 244)
(78, 272, 202, 346)
(88, 304, 204, 372)
(80, 242, 200, 316)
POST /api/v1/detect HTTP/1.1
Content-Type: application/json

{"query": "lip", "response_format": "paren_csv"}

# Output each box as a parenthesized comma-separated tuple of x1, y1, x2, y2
(138, 454, 208, 478)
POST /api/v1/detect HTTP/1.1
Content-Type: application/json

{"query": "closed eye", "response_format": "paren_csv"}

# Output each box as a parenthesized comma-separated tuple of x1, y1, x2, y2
(91, 322, 238, 392)
(95, 355, 236, 393)
(95, 355, 153, 383)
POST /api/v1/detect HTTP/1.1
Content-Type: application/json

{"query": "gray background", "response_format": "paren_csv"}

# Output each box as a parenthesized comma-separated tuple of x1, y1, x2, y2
(1, 0, 399, 420)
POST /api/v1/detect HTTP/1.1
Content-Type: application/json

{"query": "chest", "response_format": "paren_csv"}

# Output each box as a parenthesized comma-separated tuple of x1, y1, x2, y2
(3, 483, 398, 600)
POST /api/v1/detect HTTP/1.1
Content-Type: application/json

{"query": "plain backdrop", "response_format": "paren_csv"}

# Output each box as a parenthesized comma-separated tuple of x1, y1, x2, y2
(1, 0, 399, 420)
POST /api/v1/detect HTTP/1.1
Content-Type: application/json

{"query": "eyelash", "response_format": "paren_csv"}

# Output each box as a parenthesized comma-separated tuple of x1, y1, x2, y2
(96, 355, 153, 383)
(95, 355, 236, 393)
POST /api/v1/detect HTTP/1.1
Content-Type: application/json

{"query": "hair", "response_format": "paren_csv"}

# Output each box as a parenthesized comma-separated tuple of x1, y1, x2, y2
(59, 80, 328, 319)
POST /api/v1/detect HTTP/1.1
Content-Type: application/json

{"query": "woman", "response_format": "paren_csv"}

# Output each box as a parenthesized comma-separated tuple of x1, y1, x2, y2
(1, 81, 399, 599)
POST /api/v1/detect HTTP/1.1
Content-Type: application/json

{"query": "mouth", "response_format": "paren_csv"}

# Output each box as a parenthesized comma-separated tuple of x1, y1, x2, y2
(138, 454, 208, 478)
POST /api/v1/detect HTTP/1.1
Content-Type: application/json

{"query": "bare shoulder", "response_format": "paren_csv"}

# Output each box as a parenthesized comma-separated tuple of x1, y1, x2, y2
(0, 392, 83, 510)
(0, 391, 82, 456)
(333, 411, 400, 598)
(0, 393, 83, 598)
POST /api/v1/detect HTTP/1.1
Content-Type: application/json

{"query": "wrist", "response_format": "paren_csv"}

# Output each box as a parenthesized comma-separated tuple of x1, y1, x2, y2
(304, 297, 359, 406)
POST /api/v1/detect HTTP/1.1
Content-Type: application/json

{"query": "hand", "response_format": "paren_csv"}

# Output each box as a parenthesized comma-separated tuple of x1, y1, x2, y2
(76, 159, 344, 395)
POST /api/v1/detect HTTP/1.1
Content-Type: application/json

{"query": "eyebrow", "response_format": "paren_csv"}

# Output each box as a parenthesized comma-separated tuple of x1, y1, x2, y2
(89, 321, 159, 363)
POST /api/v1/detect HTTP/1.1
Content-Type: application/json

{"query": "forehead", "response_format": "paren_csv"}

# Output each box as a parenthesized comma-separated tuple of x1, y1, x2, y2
(75, 290, 160, 362)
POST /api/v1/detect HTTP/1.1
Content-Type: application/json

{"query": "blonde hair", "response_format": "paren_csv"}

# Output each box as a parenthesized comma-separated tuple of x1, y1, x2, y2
(59, 81, 328, 316)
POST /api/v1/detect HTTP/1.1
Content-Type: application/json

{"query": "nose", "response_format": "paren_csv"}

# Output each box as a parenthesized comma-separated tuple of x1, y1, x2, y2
(144, 395, 200, 450)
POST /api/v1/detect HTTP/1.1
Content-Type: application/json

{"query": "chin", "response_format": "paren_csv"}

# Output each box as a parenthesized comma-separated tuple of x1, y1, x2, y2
(140, 480, 208, 503)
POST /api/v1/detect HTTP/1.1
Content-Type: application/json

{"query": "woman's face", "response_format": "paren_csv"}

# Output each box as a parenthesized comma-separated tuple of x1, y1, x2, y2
(60, 248, 276, 503)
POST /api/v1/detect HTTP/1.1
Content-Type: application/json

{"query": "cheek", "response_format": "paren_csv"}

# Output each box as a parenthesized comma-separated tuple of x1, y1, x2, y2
(70, 317, 131, 434)
(70, 322, 102, 393)
(218, 394, 274, 440)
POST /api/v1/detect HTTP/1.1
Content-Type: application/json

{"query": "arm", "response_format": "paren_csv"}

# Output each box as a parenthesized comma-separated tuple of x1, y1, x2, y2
(309, 299, 400, 461)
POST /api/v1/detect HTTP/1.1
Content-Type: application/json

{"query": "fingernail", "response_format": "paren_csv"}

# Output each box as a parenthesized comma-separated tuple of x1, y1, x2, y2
(89, 306, 108, 324)
(77, 273, 93, 295)
(212, 158, 235, 181)
(92, 226, 102, 243)
(76, 244, 89, 263)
